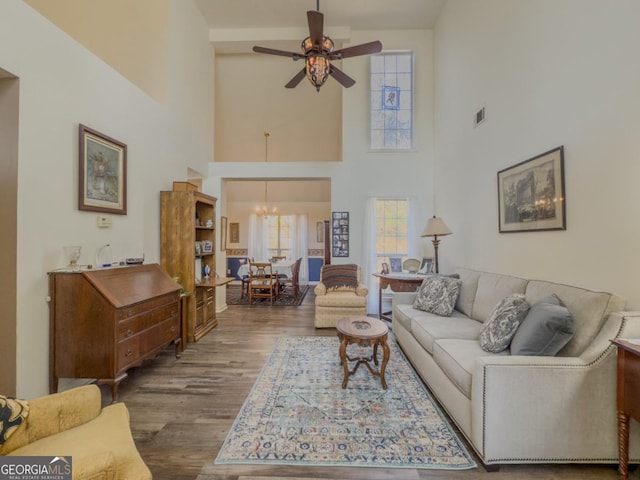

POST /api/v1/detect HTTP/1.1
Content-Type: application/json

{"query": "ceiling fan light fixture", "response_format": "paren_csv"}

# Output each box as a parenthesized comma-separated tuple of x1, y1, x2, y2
(252, 5, 381, 91)
(306, 55, 330, 91)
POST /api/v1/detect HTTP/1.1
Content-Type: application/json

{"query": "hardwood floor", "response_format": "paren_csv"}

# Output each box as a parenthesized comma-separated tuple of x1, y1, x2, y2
(111, 292, 632, 480)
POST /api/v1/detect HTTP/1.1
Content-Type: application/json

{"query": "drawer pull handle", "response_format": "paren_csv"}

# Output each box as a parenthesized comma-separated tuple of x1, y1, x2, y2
(125, 349, 133, 357)
(126, 329, 133, 337)
(170, 326, 176, 332)
(127, 311, 133, 317)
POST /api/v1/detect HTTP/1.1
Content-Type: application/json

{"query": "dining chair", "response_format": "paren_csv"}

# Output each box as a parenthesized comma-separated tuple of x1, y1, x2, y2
(240, 257, 252, 298)
(248, 262, 279, 305)
(281, 257, 302, 298)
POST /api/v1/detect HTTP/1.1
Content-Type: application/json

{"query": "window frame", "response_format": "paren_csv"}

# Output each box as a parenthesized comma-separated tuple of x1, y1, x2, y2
(370, 51, 414, 152)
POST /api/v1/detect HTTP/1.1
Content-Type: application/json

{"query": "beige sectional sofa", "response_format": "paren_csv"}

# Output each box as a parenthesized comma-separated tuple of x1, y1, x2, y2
(392, 267, 640, 466)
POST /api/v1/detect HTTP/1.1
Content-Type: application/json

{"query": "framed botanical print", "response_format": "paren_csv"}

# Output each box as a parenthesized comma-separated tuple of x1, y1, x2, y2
(79, 124, 127, 214)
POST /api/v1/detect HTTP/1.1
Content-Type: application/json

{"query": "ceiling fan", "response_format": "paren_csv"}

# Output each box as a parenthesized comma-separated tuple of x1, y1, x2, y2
(252, 1, 383, 92)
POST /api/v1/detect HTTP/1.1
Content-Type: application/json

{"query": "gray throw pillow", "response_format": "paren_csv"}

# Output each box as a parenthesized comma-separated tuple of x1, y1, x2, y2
(479, 294, 530, 353)
(413, 276, 462, 317)
(510, 294, 576, 356)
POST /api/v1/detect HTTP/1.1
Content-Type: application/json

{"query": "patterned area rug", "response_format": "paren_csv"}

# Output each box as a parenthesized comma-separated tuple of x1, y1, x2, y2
(226, 284, 309, 306)
(215, 336, 477, 470)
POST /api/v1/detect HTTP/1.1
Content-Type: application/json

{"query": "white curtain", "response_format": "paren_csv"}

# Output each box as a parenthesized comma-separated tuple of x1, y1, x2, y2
(247, 214, 268, 261)
(291, 214, 309, 284)
(362, 197, 379, 315)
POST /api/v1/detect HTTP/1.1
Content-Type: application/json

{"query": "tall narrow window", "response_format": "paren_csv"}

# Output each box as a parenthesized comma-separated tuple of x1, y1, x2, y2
(370, 52, 413, 150)
(375, 199, 409, 270)
(266, 215, 293, 259)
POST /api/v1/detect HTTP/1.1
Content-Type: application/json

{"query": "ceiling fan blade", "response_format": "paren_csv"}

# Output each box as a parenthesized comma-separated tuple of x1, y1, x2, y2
(307, 10, 324, 48)
(285, 68, 307, 89)
(329, 64, 356, 88)
(330, 40, 383, 59)
(253, 45, 304, 60)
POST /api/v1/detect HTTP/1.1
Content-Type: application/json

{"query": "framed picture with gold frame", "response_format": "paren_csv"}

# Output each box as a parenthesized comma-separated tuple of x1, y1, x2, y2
(79, 124, 127, 214)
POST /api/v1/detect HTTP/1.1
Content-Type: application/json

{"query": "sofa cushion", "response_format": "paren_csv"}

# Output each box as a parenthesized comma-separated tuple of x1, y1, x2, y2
(413, 276, 462, 317)
(511, 294, 576, 356)
(472, 272, 528, 323)
(412, 312, 483, 354)
(433, 339, 508, 399)
(453, 267, 481, 317)
(524, 280, 626, 357)
(479, 294, 530, 353)
(315, 291, 366, 307)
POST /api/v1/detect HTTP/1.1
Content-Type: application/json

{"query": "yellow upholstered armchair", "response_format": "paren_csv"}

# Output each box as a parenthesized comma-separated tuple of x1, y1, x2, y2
(314, 264, 368, 328)
(0, 385, 151, 480)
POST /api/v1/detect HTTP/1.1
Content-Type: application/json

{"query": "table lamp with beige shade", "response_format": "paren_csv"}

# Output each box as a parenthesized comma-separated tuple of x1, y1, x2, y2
(421, 216, 452, 274)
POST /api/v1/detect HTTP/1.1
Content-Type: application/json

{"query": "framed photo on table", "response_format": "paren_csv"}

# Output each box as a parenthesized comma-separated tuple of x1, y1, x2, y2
(419, 257, 434, 274)
(389, 257, 402, 273)
(78, 124, 127, 214)
(498, 146, 566, 233)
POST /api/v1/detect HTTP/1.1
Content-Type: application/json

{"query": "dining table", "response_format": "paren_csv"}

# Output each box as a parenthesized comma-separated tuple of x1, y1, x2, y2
(237, 260, 295, 279)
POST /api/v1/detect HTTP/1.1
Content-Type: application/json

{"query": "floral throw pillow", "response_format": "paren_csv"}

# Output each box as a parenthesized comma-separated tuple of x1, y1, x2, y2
(413, 276, 462, 317)
(479, 294, 530, 353)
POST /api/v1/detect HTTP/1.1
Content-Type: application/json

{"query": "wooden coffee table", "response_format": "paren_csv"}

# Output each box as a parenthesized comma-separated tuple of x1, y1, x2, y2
(336, 316, 390, 389)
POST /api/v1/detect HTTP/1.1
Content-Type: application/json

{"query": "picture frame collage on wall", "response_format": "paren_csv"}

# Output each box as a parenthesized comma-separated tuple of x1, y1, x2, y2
(331, 212, 349, 257)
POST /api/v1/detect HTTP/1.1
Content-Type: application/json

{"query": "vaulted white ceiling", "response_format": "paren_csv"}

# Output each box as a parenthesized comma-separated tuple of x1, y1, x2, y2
(195, 0, 445, 31)
(196, 0, 445, 53)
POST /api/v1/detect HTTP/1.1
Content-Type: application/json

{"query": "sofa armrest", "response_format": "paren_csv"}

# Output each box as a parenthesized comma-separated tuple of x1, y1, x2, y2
(73, 451, 117, 480)
(0, 385, 102, 455)
(356, 284, 368, 297)
(392, 291, 418, 307)
(314, 283, 327, 296)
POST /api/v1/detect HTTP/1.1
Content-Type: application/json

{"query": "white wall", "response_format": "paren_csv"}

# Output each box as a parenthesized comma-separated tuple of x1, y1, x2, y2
(215, 54, 342, 162)
(0, 0, 214, 397)
(434, 0, 640, 307)
(210, 28, 437, 267)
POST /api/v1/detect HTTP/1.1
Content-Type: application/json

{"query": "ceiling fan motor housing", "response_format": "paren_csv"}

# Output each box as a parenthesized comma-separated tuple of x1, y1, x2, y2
(301, 35, 334, 54)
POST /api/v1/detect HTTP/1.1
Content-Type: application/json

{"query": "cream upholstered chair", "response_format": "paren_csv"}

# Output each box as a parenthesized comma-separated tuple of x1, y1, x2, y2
(314, 264, 368, 328)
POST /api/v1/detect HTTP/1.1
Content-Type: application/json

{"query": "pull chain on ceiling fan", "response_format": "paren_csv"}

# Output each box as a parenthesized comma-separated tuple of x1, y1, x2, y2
(252, 0, 383, 92)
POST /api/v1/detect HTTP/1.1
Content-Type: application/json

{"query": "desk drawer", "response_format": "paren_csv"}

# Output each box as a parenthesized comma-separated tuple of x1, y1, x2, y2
(117, 317, 179, 370)
(117, 292, 180, 321)
(118, 303, 179, 341)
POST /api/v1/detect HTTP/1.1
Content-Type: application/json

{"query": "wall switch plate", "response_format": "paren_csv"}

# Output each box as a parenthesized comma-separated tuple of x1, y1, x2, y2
(97, 215, 112, 228)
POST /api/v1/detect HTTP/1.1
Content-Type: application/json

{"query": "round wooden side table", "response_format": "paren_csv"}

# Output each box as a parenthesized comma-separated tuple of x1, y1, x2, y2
(336, 316, 390, 389)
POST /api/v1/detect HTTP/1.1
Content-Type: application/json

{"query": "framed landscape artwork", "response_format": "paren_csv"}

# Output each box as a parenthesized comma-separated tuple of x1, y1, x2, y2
(230, 222, 239, 243)
(497, 146, 566, 233)
(79, 124, 127, 214)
